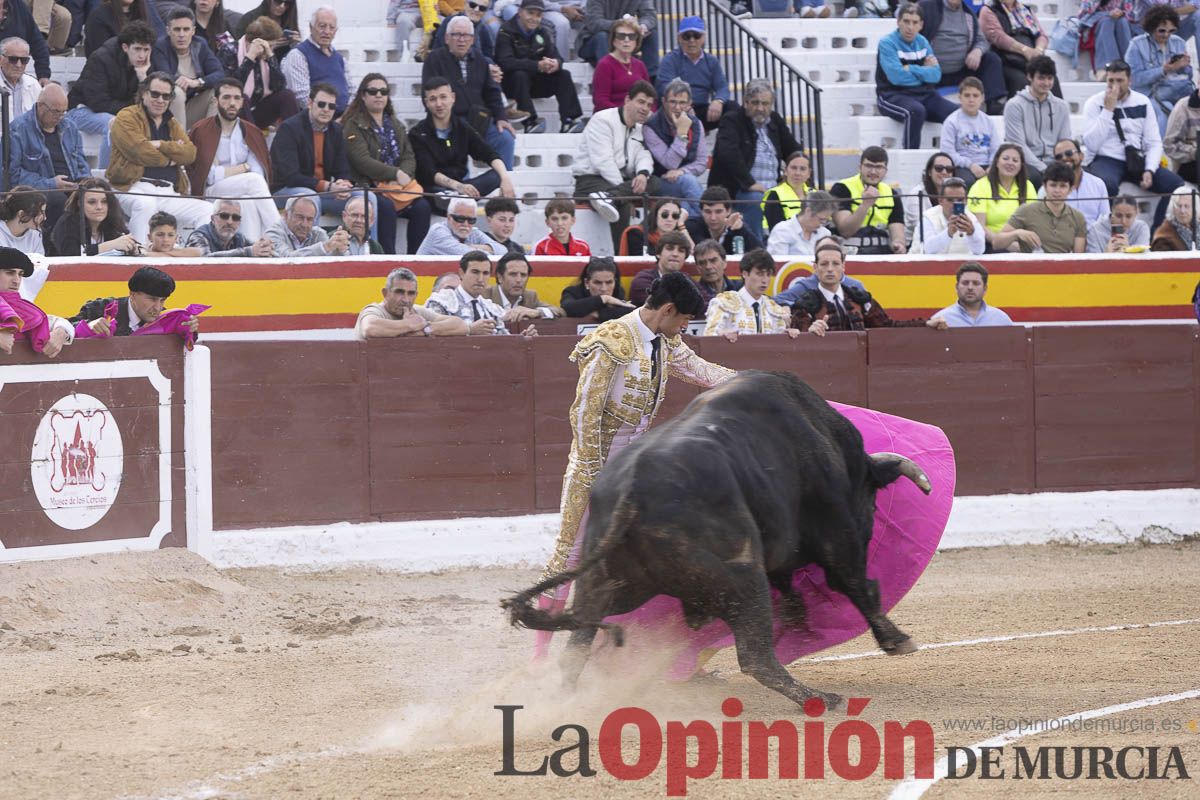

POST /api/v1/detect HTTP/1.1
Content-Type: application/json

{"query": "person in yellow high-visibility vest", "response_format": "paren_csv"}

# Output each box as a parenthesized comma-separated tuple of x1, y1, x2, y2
(830, 146, 907, 255)
(760, 150, 812, 233)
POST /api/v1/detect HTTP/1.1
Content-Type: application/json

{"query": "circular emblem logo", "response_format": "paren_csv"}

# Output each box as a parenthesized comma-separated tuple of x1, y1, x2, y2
(31, 394, 124, 530)
(772, 259, 815, 296)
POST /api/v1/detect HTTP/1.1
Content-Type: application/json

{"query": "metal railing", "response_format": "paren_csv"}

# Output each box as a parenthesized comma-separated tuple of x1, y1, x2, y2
(655, 0, 825, 186)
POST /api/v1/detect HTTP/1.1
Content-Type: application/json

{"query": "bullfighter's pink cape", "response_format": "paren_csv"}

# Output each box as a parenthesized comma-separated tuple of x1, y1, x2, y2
(0, 290, 51, 351)
(74, 302, 211, 350)
(595, 403, 956, 679)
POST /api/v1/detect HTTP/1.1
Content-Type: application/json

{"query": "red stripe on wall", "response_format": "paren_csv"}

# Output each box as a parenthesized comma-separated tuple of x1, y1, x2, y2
(203, 314, 358, 332)
(849, 259, 1200, 276)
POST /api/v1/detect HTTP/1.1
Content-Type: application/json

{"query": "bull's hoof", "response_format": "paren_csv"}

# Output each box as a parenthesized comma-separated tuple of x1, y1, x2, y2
(883, 636, 918, 656)
(817, 691, 844, 711)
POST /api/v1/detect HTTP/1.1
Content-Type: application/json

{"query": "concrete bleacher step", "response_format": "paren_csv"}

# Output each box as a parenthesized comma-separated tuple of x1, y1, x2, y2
(849, 113, 1088, 151)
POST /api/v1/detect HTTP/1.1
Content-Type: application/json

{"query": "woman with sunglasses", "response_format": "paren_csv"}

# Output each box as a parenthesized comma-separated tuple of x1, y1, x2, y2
(618, 197, 691, 256)
(902, 151, 954, 242)
(84, 0, 165, 57)
(591, 18, 649, 113)
(342, 73, 432, 255)
(0, 186, 48, 255)
(49, 178, 141, 257)
(235, 16, 300, 127)
(761, 151, 813, 233)
(235, 0, 301, 59)
(1126, 4, 1194, 134)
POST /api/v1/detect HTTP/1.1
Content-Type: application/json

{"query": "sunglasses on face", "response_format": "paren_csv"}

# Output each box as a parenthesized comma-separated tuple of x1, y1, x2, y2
(363, 86, 389, 96)
(1156, 27, 1177, 34)
(5, 55, 30, 66)
(1054, 149, 1078, 160)
(468, 1, 489, 9)
(147, 89, 174, 100)
(272, 0, 292, 5)
(680, 32, 702, 40)
(614, 31, 638, 41)
(217, 212, 242, 221)
(931, 164, 954, 173)
(660, 211, 681, 219)
(313, 100, 336, 110)
(449, 214, 476, 224)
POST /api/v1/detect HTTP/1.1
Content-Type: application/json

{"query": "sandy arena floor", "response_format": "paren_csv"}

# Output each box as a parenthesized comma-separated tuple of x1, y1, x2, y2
(1, 540, 1198, 799)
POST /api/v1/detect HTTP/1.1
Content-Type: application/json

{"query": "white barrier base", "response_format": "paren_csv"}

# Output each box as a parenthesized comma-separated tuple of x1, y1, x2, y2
(207, 489, 1200, 571)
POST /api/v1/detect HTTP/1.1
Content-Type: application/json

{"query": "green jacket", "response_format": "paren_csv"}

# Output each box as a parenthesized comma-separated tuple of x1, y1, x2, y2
(342, 109, 418, 186)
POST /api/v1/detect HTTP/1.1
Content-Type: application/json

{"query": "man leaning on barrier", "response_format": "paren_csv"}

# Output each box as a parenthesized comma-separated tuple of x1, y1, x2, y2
(355, 267, 467, 339)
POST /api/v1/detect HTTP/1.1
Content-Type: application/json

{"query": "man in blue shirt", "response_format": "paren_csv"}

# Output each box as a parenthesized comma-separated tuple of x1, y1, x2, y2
(875, 3, 957, 149)
(655, 16, 730, 131)
(932, 262, 1014, 327)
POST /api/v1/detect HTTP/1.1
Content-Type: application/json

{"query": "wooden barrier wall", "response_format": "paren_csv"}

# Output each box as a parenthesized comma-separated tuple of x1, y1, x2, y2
(207, 324, 1200, 530)
(0, 338, 188, 560)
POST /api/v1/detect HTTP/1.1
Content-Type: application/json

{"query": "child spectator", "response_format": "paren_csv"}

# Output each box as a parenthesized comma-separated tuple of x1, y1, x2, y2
(484, 197, 524, 256)
(534, 198, 591, 256)
(146, 212, 204, 257)
(940, 77, 999, 184)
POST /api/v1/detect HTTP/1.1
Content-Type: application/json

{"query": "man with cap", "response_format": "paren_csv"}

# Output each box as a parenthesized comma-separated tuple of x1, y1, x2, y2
(654, 16, 729, 130)
(494, 0, 585, 134)
(0, 247, 74, 358)
(69, 266, 200, 339)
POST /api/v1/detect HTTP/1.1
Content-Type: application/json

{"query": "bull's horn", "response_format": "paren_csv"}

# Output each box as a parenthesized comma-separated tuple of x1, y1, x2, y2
(871, 452, 932, 495)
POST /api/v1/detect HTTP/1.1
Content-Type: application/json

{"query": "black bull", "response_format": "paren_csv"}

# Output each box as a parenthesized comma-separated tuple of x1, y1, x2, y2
(503, 371, 933, 709)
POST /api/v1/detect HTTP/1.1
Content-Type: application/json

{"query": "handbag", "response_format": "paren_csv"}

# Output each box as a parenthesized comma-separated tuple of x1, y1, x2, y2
(375, 179, 425, 212)
(1112, 108, 1147, 181)
(1000, 29, 1038, 71)
(1048, 17, 1080, 68)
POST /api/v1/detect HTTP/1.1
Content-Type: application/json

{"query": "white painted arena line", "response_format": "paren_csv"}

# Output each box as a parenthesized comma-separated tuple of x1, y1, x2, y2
(887, 688, 1200, 800)
(803, 618, 1200, 663)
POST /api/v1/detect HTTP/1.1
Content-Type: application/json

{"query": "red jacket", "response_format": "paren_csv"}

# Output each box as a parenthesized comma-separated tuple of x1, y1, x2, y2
(534, 234, 591, 256)
(186, 116, 272, 197)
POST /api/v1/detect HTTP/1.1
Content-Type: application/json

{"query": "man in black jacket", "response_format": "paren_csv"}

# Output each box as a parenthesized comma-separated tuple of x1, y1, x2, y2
(494, 0, 584, 134)
(707, 78, 803, 242)
(917, 0, 1006, 115)
(269, 82, 372, 221)
(421, 14, 516, 167)
(409, 76, 516, 213)
(64, 21, 155, 169)
(70, 266, 200, 339)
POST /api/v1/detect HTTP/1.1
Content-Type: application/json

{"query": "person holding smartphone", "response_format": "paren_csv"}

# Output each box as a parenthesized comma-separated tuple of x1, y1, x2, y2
(1086, 194, 1150, 252)
(909, 176, 986, 255)
(1126, 4, 1195, 133)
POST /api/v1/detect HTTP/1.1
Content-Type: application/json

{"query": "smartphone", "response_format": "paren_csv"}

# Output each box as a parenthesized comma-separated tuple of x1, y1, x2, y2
(1112, 224, 1125, 235)
(952, 200, 966, 216)
(1170, 53, 1185, 63)
(283, 29, 299, 38)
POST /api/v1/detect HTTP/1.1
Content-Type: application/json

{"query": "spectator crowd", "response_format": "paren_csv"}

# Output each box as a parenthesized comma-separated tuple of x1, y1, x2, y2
(3, 0, 1199, 361)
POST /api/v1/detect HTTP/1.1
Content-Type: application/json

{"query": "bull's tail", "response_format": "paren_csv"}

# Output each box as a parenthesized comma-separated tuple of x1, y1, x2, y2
(501, 498, 637, 646)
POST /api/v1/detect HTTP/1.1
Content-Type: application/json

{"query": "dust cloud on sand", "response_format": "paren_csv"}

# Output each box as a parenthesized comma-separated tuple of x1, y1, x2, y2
(2, 540, 1199, 799)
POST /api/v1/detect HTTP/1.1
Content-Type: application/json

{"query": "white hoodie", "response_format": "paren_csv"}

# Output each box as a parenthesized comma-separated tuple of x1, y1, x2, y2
(572, 107, 653, 185)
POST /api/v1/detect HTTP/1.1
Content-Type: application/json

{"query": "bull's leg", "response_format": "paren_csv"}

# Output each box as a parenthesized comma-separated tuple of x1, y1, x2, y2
(816, 521, 916, 656)
(558, 571, 654, 691)
(768, 571, 808, 631)
(693, 563, 842, 710)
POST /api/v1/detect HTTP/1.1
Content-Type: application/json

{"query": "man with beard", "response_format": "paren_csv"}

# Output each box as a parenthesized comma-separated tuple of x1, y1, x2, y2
(707, 77, 803, 240)
(186, 199, 274, 257)
(932, 262, 1013, 327)
(187, 78, 280, 240)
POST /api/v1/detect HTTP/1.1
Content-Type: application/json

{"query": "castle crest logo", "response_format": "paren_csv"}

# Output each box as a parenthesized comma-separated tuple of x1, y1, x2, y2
(31, 394, 124, 530)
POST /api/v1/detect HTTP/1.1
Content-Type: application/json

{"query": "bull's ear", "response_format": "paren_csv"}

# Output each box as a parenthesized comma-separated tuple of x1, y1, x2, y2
(868, 453, 933, 495)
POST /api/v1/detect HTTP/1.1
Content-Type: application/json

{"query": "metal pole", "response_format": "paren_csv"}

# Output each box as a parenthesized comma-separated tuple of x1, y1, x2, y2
(1192, 188, 1197, 250)
(1, 91, 10, 192)
(917, 190, 926, 247)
